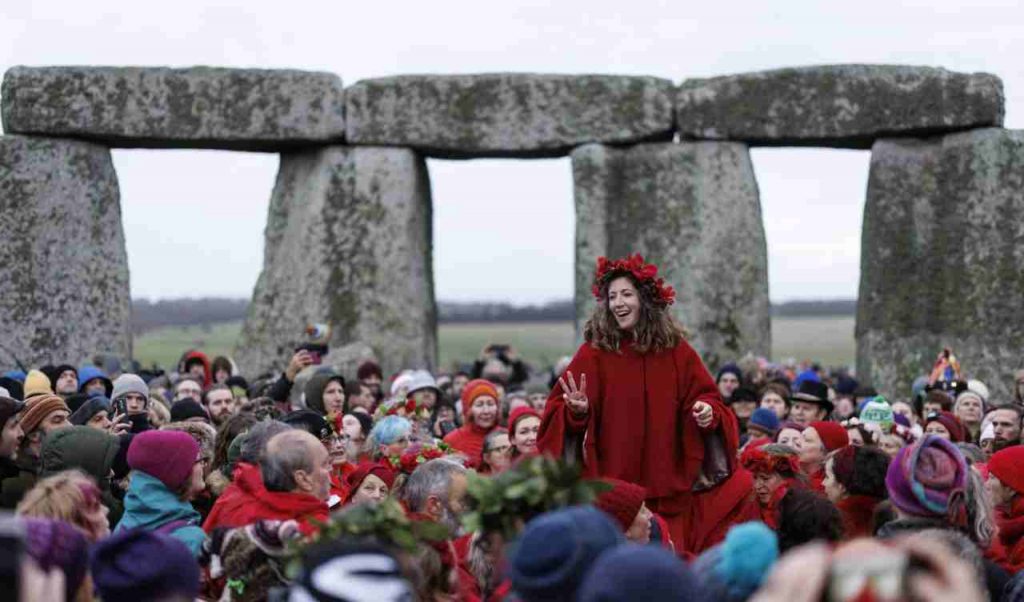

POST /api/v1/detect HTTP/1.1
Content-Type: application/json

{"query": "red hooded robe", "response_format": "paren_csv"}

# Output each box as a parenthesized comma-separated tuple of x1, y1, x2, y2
(538, 339, 745, 555)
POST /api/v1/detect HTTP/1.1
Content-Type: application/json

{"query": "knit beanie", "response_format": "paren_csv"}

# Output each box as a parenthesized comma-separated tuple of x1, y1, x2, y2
(809, 421, 849, 452)
(988, 446, 1024, 496)
(748, 408, 780, 436)
(593, 478, 647, 532)
(716, 363, 742, 384)
(69, 395, 111, 426)
(344, 462, 398, 503)
(509, 506, 623, 600)
(924, 411, 967, 443)
(19, 394, 70, 435)
(885, 435, 968, 524)
(509, 406, 541, 433)
(170, 399, 210, 423)
(127, 430, 200, 491)
(23, 369, 53, 399)
(461, 379, 499, 419)
(859, 397, 895, 431)
(91, 529, 200, 602)
(290, 540, 412, 602)
(579, 545, 701, 602)
(111, 374, 149, 406)
(692, 522, 778, 602)
(23, 517, 90, 602)
(0, 396, 25, 428)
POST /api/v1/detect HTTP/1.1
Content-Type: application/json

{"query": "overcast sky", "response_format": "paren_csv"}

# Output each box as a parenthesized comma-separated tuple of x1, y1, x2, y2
(3, 2, 1021, 304)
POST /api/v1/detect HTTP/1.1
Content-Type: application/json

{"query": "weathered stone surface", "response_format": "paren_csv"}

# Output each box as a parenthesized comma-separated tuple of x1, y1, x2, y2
(235, 146, 436, 378)
(0, 135, 131, 369)
(2, 66, 345, 151)
(572, 142, 770, 368)
(346, 74, 674, 158)
(677, 65, 1004, 148)
(857, 128, 1024, 400)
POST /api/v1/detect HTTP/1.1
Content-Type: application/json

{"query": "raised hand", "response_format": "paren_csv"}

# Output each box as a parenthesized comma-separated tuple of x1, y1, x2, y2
(559, 371, 589, 417)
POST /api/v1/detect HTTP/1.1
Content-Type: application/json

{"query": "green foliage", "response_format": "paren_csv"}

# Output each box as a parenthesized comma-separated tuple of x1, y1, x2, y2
(297, 498, 450, 556)
(461, 455, 611, 540)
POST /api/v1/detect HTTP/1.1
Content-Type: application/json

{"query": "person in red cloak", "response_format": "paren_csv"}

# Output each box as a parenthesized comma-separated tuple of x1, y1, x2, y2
(537, 253, 746, 555)
(739, 442, 803, 529)
(443, 379, 500, 466)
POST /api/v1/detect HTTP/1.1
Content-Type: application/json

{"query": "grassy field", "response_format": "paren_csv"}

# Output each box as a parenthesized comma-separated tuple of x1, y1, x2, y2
(133, 316, 856, 372)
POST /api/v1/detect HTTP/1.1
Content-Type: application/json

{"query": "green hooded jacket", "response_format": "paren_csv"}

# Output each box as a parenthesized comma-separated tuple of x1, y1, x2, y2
(40, 425, 124, 524)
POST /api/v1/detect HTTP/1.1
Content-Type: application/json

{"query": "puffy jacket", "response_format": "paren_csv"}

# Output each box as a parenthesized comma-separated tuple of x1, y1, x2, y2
(115, 471, 205, 556)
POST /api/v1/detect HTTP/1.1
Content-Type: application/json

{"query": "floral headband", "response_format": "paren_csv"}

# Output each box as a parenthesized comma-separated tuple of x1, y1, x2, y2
(591, 254, 676, 307)
(740, 445, 800, 476)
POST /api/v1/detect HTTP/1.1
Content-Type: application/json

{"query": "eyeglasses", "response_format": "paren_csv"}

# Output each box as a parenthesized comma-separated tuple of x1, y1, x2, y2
(322, 434, 350, 445)
(486, 445, 512, 454)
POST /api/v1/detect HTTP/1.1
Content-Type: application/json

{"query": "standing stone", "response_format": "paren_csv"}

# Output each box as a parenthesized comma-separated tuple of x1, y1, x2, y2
(0, 135, 131, 369)
(235, 146, 436, 378)
(572, 142, 770, 368)
(346, 74, 674, 158)
(857, 128, 1024, 400)
(677, 65, 1004, 148)
(2, 66, 345, 151)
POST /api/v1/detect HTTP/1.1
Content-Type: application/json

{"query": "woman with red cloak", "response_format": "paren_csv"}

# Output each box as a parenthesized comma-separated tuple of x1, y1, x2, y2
(538, 254, 752, 555)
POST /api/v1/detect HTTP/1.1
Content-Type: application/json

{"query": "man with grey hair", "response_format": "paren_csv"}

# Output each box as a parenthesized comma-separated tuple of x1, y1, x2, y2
(400, 458, 469, 533)
(204, 420, 298, 532)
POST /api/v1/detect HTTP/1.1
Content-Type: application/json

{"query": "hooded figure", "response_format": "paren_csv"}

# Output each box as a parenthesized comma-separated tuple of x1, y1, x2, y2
(69, 396, 112, 427)
(177, 350, 212, 389)
(40, 426, 124, 524)
(304, 371, 346, 417)
(77, 366, 113, 397)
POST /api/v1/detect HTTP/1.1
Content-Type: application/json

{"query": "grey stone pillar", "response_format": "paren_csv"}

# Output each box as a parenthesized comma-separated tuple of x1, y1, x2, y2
(236, 146, 436, 378)
(0, 135, 131, 368)
(572, 142, 770, 369)
(857, 128, 1024, 400)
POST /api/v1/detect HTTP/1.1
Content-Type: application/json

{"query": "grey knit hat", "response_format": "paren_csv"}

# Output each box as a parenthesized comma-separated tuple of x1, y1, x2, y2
(111, 374, 150, 406)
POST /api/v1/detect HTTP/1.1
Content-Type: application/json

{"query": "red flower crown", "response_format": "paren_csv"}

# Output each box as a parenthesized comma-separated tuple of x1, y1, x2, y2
(740, 445, 801, 476)
(591, 254, 676, 307)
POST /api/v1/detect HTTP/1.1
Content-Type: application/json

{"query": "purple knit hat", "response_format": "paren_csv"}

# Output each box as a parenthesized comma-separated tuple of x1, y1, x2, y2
(90, 528, 200, 602)
(884, 435, 968, 526)
(23, 517, 90, 601)
(127, 430, 200, 491)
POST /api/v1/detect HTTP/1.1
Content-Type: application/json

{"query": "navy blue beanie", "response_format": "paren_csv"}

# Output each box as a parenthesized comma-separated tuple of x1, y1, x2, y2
(509, 506, 623, 601)
(578, 544, 701, 602)
(90, 529, 199, 602)
(716, 363, 742, 384)
(748, 407, 780, 434)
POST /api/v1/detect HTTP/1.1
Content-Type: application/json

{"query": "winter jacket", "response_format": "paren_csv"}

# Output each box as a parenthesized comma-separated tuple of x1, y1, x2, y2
(997, 497, 1024, 574)
(0, 452, 38, 509)
(203, 461, 327, 535)
(115, 471, 206, 556)
(40, 426, 123, 524)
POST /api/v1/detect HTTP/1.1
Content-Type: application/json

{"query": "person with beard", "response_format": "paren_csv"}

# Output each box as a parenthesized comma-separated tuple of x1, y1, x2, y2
(539, 254, 742, 555)
(400, 458, 468, 535)
(987, 404, 1022, 453)
(202, 384, 235, 427)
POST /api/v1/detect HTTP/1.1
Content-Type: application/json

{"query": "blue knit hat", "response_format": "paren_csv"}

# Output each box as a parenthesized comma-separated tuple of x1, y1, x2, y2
(578, 544, 701, 602)
(748, 408, 780, 436)
(509, 506, 623, 601)
(90, 529, 199, 602)
(692, 522, 779, 602)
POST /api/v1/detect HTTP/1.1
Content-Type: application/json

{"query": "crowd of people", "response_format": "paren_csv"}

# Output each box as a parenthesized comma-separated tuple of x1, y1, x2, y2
(0, 254, 1023, 601)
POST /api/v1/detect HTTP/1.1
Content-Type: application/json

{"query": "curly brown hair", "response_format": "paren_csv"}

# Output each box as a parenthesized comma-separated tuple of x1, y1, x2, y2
(583, 272, 687, 355)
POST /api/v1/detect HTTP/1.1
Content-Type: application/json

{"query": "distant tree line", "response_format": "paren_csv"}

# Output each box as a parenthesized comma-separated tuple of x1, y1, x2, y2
(131, 297, 856, 333)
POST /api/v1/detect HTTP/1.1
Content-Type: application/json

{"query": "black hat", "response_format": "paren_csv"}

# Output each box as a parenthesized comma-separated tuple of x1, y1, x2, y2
(170, 399, 210, 423)
(281, 409, 332, 441)
(727, 387, 759, 405)
(790, 381, 833, 414)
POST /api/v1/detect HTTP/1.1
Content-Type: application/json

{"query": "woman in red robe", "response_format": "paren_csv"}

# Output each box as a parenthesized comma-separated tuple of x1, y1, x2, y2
(538, 254, 749, 555)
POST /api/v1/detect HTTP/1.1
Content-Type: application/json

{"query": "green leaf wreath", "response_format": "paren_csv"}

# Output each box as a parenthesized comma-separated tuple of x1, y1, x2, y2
(461, 455, 611, 540)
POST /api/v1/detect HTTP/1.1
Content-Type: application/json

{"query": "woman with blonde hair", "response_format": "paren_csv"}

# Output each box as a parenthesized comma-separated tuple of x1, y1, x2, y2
(17, 469, 111, 542)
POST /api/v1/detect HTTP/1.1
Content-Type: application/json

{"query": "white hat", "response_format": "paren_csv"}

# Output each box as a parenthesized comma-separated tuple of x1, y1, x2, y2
(405, 370, 439, 395)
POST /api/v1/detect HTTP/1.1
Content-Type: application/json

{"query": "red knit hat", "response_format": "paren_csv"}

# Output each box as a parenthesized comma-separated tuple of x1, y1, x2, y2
(809, 421, 849, 452)
(988, 446, 1024, 495)
(593, 478, 646, 531)
(344, 462, 397, 503)
(508, 406, 541, 433)
(127, 430, 200, 491)
(924, 411, 967, 443)
(460, 379, 499, 419)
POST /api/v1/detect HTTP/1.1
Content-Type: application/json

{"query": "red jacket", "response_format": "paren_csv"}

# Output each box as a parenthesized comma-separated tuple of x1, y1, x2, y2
(444, 423, 493, 468)
(538, 340, 738, 554)
(836, 495, 881, 539)
(997, 497, 1024, 573)
(202, 462, 328, 535)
